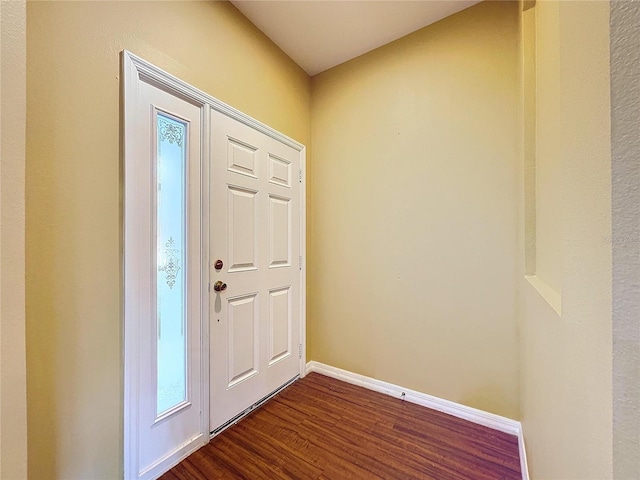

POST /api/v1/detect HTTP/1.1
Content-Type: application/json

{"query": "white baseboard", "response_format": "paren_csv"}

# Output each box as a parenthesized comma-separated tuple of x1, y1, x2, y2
(306, 361, 529, 480)
(138, 433, 205, 480)
(519, 427, 530, 480)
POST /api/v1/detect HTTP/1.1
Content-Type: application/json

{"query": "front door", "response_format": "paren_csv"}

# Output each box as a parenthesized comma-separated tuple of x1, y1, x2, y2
(209, 108, 302, 433)
(124, 51, 306, 479)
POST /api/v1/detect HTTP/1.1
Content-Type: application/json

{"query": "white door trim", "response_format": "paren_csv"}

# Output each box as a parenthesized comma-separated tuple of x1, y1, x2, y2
(122, 50, 307, 479)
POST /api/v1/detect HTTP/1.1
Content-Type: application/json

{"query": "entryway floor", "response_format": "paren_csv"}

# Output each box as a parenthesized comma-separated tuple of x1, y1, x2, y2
(161, 372, 521, 479)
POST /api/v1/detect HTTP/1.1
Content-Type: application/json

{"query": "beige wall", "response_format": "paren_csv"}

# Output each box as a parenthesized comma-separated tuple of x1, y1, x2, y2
(26, 2, 310, 478)
(532, 0, 562, 295)
(518, 1, 613, 478)
(521, 1, 536, 278)
(309, 1, 520, 418)
(24, 0, 622, 477)
(1, 1, 28, 478)
(610, 2, 640, 478)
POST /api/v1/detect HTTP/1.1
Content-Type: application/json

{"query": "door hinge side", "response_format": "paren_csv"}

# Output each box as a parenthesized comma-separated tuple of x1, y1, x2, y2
(299, 344, 302, 359)
(299, 256, 303, 270)
(299, 169, 303, 183)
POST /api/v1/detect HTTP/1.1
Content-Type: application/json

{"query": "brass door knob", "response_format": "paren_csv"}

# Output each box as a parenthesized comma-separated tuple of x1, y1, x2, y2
(213, 281, 227, 292)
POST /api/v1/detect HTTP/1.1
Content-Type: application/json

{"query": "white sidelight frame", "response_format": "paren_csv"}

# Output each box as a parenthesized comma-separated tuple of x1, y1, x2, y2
(122, 50, 307, 479)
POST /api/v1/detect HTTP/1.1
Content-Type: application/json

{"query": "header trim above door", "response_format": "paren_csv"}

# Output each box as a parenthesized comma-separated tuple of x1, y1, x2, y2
(123, 51, 305, 152)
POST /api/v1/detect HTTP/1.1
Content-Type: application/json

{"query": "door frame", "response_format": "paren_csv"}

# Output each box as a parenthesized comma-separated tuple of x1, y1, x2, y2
(122, 50, 307, 479)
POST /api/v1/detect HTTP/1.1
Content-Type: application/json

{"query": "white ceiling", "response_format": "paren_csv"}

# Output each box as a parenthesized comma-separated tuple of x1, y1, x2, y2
(230, 0, 482, 76)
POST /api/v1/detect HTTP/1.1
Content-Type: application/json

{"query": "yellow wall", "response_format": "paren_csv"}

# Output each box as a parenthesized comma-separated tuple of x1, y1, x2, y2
(1, 1, 28, 478)
(521, 0, 536, 278)
(309, 1, 520, 418)
(532, 0, 562, 296)
(519, 1, 613, 478)
(24, 0, 618, 477)
(26, 2, 310, 478)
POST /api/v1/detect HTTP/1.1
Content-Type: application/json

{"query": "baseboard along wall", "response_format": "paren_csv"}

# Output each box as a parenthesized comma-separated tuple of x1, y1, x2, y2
(305, 361, 529, 480)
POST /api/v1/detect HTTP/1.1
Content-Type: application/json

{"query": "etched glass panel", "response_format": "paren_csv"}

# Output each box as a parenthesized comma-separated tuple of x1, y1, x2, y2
(156, 113, 187, 415)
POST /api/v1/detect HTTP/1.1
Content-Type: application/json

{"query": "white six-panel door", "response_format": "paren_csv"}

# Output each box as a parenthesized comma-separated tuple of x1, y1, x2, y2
(209, 109, 301, 433)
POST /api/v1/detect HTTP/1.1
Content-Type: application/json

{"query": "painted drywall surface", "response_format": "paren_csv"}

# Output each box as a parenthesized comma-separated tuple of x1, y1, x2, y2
(309, 1, 520, 418)
(610, 1, 640, 478)
(521, 2, 536, 277)
(519, 1, 613, 478)
(0, 1, 28, 478)
(26, 2, 310, 478)
(533, 0, 562, 296)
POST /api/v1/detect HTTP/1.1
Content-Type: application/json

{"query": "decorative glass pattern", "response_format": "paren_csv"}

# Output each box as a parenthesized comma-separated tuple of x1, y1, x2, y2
(156, 113, 188, 415)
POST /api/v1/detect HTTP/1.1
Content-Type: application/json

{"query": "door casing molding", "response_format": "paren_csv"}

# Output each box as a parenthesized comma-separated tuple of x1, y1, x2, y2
(122, 50, 307, 479)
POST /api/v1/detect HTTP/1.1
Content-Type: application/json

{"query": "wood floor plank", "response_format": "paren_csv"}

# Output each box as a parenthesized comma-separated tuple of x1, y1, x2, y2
(160, 373, 521, 480)
(296, 375, 520, 476)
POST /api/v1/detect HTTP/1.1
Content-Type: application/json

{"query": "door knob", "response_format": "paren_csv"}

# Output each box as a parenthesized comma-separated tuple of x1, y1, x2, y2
(213, 281, 227, 292)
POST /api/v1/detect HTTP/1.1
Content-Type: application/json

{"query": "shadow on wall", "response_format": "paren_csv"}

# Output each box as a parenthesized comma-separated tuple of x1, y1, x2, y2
(460, 384, 514, 418)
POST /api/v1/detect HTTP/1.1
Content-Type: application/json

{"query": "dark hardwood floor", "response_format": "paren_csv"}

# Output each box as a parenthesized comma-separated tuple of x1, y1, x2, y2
(161, 373, 521, 480)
